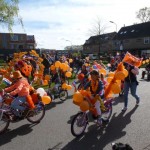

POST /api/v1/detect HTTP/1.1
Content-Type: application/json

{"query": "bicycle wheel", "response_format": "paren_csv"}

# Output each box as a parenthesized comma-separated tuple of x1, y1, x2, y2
(101, 103, 112, 121)
(59, 90, 68, 101)
(0, 113, 10, 134)
(71, 112, 88, 137)
(27, 103, 45, 123)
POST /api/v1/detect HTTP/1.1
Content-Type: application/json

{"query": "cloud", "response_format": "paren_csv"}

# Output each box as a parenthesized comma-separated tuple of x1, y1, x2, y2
(11, 0, 150, 49)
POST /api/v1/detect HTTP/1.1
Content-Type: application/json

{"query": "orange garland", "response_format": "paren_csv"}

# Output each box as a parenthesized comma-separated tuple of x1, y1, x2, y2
(91, 80, 98, 93)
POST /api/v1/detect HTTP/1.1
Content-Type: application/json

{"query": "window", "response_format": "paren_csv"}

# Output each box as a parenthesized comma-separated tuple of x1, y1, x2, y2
(10, 44, 14, 49)
(144, 37, 150, 44)
(11, 35, 18, 41)
(27, 35, 34, 42)
(131, 30, 135, 32)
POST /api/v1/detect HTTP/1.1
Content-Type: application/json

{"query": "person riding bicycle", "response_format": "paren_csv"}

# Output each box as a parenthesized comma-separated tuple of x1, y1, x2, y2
(84, 70, 104, 126)
(4, 70, 31, 118)
(51, 69, 61, 98)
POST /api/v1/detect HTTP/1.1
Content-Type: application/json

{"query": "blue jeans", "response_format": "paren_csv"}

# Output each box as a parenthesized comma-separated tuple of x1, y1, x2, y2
(124, 81, 140, 107)
(11, 96, 26, 116)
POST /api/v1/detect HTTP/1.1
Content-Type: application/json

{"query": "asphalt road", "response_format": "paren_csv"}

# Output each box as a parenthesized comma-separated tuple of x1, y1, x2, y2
(0, 69, 150, 150)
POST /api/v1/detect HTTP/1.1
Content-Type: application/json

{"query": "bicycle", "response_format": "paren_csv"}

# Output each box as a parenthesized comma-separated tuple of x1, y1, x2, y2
(0, 91, 45, 134)
(47, 81, 68, 102)
(71, 84, 113, 137)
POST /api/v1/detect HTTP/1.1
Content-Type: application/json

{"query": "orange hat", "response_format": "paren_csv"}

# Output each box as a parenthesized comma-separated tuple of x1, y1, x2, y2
(12, 70, 22, 79)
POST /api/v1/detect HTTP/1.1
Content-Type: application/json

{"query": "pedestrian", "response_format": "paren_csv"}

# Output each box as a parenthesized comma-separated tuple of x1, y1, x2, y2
(122, 63, 140, 111)
(41, 53, 50, 76)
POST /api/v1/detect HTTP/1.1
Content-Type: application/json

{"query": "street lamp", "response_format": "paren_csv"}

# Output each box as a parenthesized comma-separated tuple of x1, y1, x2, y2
(110, 21, 117, 32)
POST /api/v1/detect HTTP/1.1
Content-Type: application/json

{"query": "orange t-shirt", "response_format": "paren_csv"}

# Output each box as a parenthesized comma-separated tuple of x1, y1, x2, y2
(5, 78, 30, 96)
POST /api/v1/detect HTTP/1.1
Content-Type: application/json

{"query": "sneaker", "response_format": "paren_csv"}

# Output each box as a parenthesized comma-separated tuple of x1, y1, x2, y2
(121, 107, 127, 111)
(97, 117, 102, 126)
(136, 99, 140, 106)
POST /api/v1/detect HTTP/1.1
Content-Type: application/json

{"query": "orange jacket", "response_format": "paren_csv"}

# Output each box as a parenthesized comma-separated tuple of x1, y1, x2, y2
(5, 78, 30, 96)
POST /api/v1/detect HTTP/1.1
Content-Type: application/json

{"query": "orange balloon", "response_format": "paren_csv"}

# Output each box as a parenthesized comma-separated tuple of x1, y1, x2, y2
(80, 101, 90, 112)
(62, 83, 68, 89)
(108, 72, 115, 77)
(50, 65, 56, 70)
(107, 77, 113, 83)
(65, 71, 72, 77)
(99, 68, 106, 76)
(73, 91, 84, 105)
(123, 69, 128, 77)
(111, 83, 121, 94)
(66, 85, 72, 90)
(115, 71, 125, 80)
(42, 96, 51, 105)
(55, 61, 61, 68)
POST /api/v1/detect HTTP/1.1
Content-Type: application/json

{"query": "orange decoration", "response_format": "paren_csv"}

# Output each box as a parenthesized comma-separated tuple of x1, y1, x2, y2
(78, 73, 84, 81)
(107, 77, 113, 83)
(108, 72, 115, 77)
(111, 83, 121, 94)
(122, 52, 142, 67)
(50, 65, 56, 70)
(73, 91, 84, 105)
(55, 61, 61, 68)
(123, 69, 128, 77)
(66, 85, 72, 90)
(80, 101, 90, 112)
(65, 71, 72, 77)
(99, 68, 106, 76)
(115, 71, 125, 80)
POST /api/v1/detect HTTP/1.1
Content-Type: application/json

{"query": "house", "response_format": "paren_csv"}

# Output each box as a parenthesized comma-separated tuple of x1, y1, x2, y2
(113, 22, 150, 57)
(0, 33, 36, 50)
(83, 32, 117, 56)
(0, 33, 37, 60)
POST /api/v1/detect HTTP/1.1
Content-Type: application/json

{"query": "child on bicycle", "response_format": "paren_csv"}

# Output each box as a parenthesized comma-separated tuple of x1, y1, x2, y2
(84, 70, 104, 126)
(51, 69, 61, 98)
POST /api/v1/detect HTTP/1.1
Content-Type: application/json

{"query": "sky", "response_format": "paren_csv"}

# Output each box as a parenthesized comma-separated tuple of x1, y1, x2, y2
(1, 0, 150, 50)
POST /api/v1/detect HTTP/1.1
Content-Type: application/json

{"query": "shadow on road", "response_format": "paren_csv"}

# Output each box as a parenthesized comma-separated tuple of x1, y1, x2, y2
(0, 123, 37, 146)
(45, 94, 73, 111)
(45, 101, 63, 110)
(62, 106, 138, 150)
(112, 96, 124, 106)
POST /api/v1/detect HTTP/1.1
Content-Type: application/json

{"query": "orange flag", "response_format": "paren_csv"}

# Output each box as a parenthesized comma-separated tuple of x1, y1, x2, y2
(122, 52, 142, 67)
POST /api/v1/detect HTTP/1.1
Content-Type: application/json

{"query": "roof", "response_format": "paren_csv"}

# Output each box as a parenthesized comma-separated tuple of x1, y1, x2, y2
(114, 21, 150, 40)
(84, 32, 116, 45)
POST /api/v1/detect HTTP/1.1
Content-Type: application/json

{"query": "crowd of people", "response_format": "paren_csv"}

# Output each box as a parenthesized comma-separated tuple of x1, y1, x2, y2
(0, 50, 146, 125)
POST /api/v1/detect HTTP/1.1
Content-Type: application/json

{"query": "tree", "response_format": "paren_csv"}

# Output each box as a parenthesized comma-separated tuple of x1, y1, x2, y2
(0, 0, 23, 32)
(136, 7, 150, 23)
(88, 17, 107, 36)
(88, 17, 108, 57)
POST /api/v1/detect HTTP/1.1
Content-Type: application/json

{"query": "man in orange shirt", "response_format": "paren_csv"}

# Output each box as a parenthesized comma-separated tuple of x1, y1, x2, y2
(4, 71, 30, 117)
